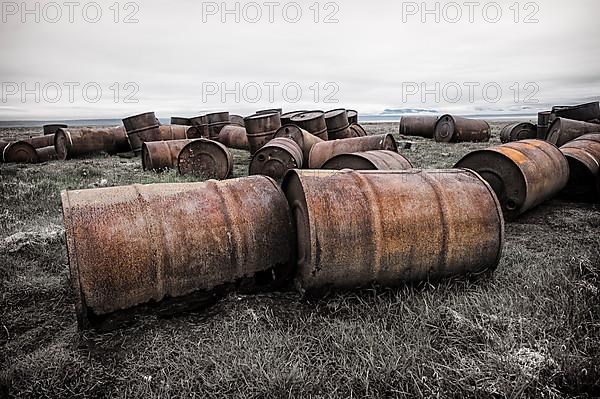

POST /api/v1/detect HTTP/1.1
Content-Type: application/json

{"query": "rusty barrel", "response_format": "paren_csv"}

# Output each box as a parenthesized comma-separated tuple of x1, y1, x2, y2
(122, 112, 162, 153)
(54, 126, 131, 160)
(537, 111, 552, 139)
(349, 124, 367, 137)
(206, 112, 231, 140)
(274, 125, 324, 165)
(43, 123, 68, 136)
(321, 150, 413, 171)
(282, 169, 504, 294)
(244, 112, 282, 154)
(0, 140, 9, 159)
(290, 111, 329, 141)
(560, 134, 600, 201)
(280, 110, 307, 126)
(189, 115, 209, 138)
(3, 135, 55, 163)
(157, 125, 191, 141)
(230, 115, 245, 127)
(171, 117, 191, 126)
(500, 122, 537, 144)
(546, 118, 600, 147)
(177, 138, 234, 180)
(347, 110, 359, 125)
(61, 176, 294, 329)
(256, 108, 283, 115)
(553, 102, 600, 122)
(218, 125, 250, 151)
(399, 115, 439, 138)
(142, 139, 197, 172)
(325, 109, 354, 140)
(455, 140, 569, 220)
(434, 115, 491, 143)
(308, 134, 398, 169)
(249, 138, 303, 181)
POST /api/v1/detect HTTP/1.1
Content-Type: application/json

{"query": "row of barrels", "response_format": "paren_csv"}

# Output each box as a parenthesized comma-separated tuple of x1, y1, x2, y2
(62, 134, 600, 329)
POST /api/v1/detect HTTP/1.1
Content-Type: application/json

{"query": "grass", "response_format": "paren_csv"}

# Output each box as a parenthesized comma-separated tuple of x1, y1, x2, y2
(0, 122, 599, 398)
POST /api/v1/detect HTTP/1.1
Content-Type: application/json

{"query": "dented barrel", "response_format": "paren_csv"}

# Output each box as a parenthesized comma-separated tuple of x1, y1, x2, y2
(308, 134, 398, 169)
(546, 118, 600, 147)
(54, 127, 131, 160)
(249, 138, 303, 181)
(61, 176, 294, 329)
(290, 111, 328, 141)
(281, 169, 504, 294)
(455, 140, 569, 220)
(142, 139, 196, 171)
(500, 122, 537, 144)
(244, 112, 282, 154)
(274, 125, 324, 165)
(434, 115, 491, 143)
(560, 134, 600, 201)
(399, 115, 439, 138)
(177, 138, 233, 180)
(218, 125, 250, 151)
(321, 150, 413, 171)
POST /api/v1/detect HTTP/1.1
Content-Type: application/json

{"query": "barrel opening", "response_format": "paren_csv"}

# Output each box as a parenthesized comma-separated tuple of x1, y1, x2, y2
(257, 154, 266, 162)
(564, 157, 597, 201)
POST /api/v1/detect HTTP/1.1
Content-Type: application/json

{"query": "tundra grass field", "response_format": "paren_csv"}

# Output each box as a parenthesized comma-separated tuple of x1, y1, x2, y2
(0, 121, 598, 398)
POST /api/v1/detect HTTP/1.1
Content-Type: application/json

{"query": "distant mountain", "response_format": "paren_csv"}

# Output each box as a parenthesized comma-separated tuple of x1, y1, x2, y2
(380, 108, 438, 115)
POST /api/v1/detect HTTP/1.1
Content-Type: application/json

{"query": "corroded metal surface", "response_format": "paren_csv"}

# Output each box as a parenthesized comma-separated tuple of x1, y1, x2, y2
(171, 117, 191, 126)
(274, 125, 324, 165)
(54, 127, 131, 160)
(26, 135, 55, 148)
(399, 115, 439, 138)
(560, 134, 600, 201)
(43, 124, 68, 136)
(324, 109, 353, 140)
(206, 112, 231, 140)
(249, 138, 303, 181)
(218, 125, 250, 151)
(36, 146, 58, 162)
(244, 113, 282, 154)
(280, 110, 307, 126)
(349, 124, 367, 137)
(190, 115, 209, 138)
(230, 115, 245, 127)
(281, 169, 504, 294)
(455, 139, 569, 220)
(142, 139, 196, 171)
(499, 122, 537, 144)
(321, 150, 413, 171)
(347, 110, 359, 125)
(308, 134, 398, 169)
(122, 111, 160, 132)
(157, 125, 190, 141)
(546, 118, 600, 147)
(434, 115, 491, 143)
(177, 138, 234, 180)
(256, 108, 283, 115)
(290, 111, 329, 141)
(553, 102, 600, 122)
(3, 135, 55, 163)
(61, 176, 294, 329)
(537, 111, 552, 139)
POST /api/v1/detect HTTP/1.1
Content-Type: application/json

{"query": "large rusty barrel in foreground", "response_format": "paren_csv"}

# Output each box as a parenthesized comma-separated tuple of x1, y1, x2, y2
(206, 112, 230, 140)
(177, 139, 234, 180)
(249, 138, 303, 181)
(244, 112, 282, 154)
(434, 115, 491, 143)
(274, 125, 324, 165)
(455, 140, 569, 220)
(399, 115, 439, 138)
(218, 125, 250, 151)
(282, 169, 504, 294)
(122, 112, 162, 153)
(54, 127, 131, 160)
(546, 118, 600, 147)
(142, 139, 197, 171)
(291, 111, 329, 141)
(553, 102, 600, 122)
(500, 122, 537, 144)
(3, 135, 56, 163)
(560, 134, 600, 201)
(324, 109, 354, 140)
(308, 134, 398, 169)
(43, 123, 68, 136)
(321, 150, 413, 171)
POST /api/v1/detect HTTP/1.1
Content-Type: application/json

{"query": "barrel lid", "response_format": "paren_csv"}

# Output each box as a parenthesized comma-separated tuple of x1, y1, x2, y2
(324, 109, 347, 119)
(291, 111, 324, 122)
(177, 139, 233, 180)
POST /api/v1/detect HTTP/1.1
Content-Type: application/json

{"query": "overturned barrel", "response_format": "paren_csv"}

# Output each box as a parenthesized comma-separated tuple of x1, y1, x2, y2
(43, 123, 68, 136)
(171, 117, 191, 126)
(249, 138, 303, 181)
(560, 134, 600, 201)
(325, 109, 354, 140)
(434, 115, 491, 143)
(399, 115, 439, 138)
(122, 112, 162, 153)
(274, 125, 324, 165)
(321, 150, 413, 171)
(500, 122, 537, 144)
(349, 124, 367, 137)
(282, 169, 504, 294)
(157, 125, 191, 141)
(218, 125, 250, 151)
(61, 176, 294, 329)
(244, 112, 282, 154)
(455, 140, 569, 220)
(177, 138, 233, 180)
(308, 134, 398, 169)
(206, 112, 231, 140)
(290, 111, 328, 141)
(142, 139, 197, 172)
(553, 102, 600, 122)
(546, 118, 600, 147)
(54, 127, 131, 160)
(3, 135, 56, 163)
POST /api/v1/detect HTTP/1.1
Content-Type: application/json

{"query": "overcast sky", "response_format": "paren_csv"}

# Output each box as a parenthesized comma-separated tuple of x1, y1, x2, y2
(0, 0, 599, 120)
